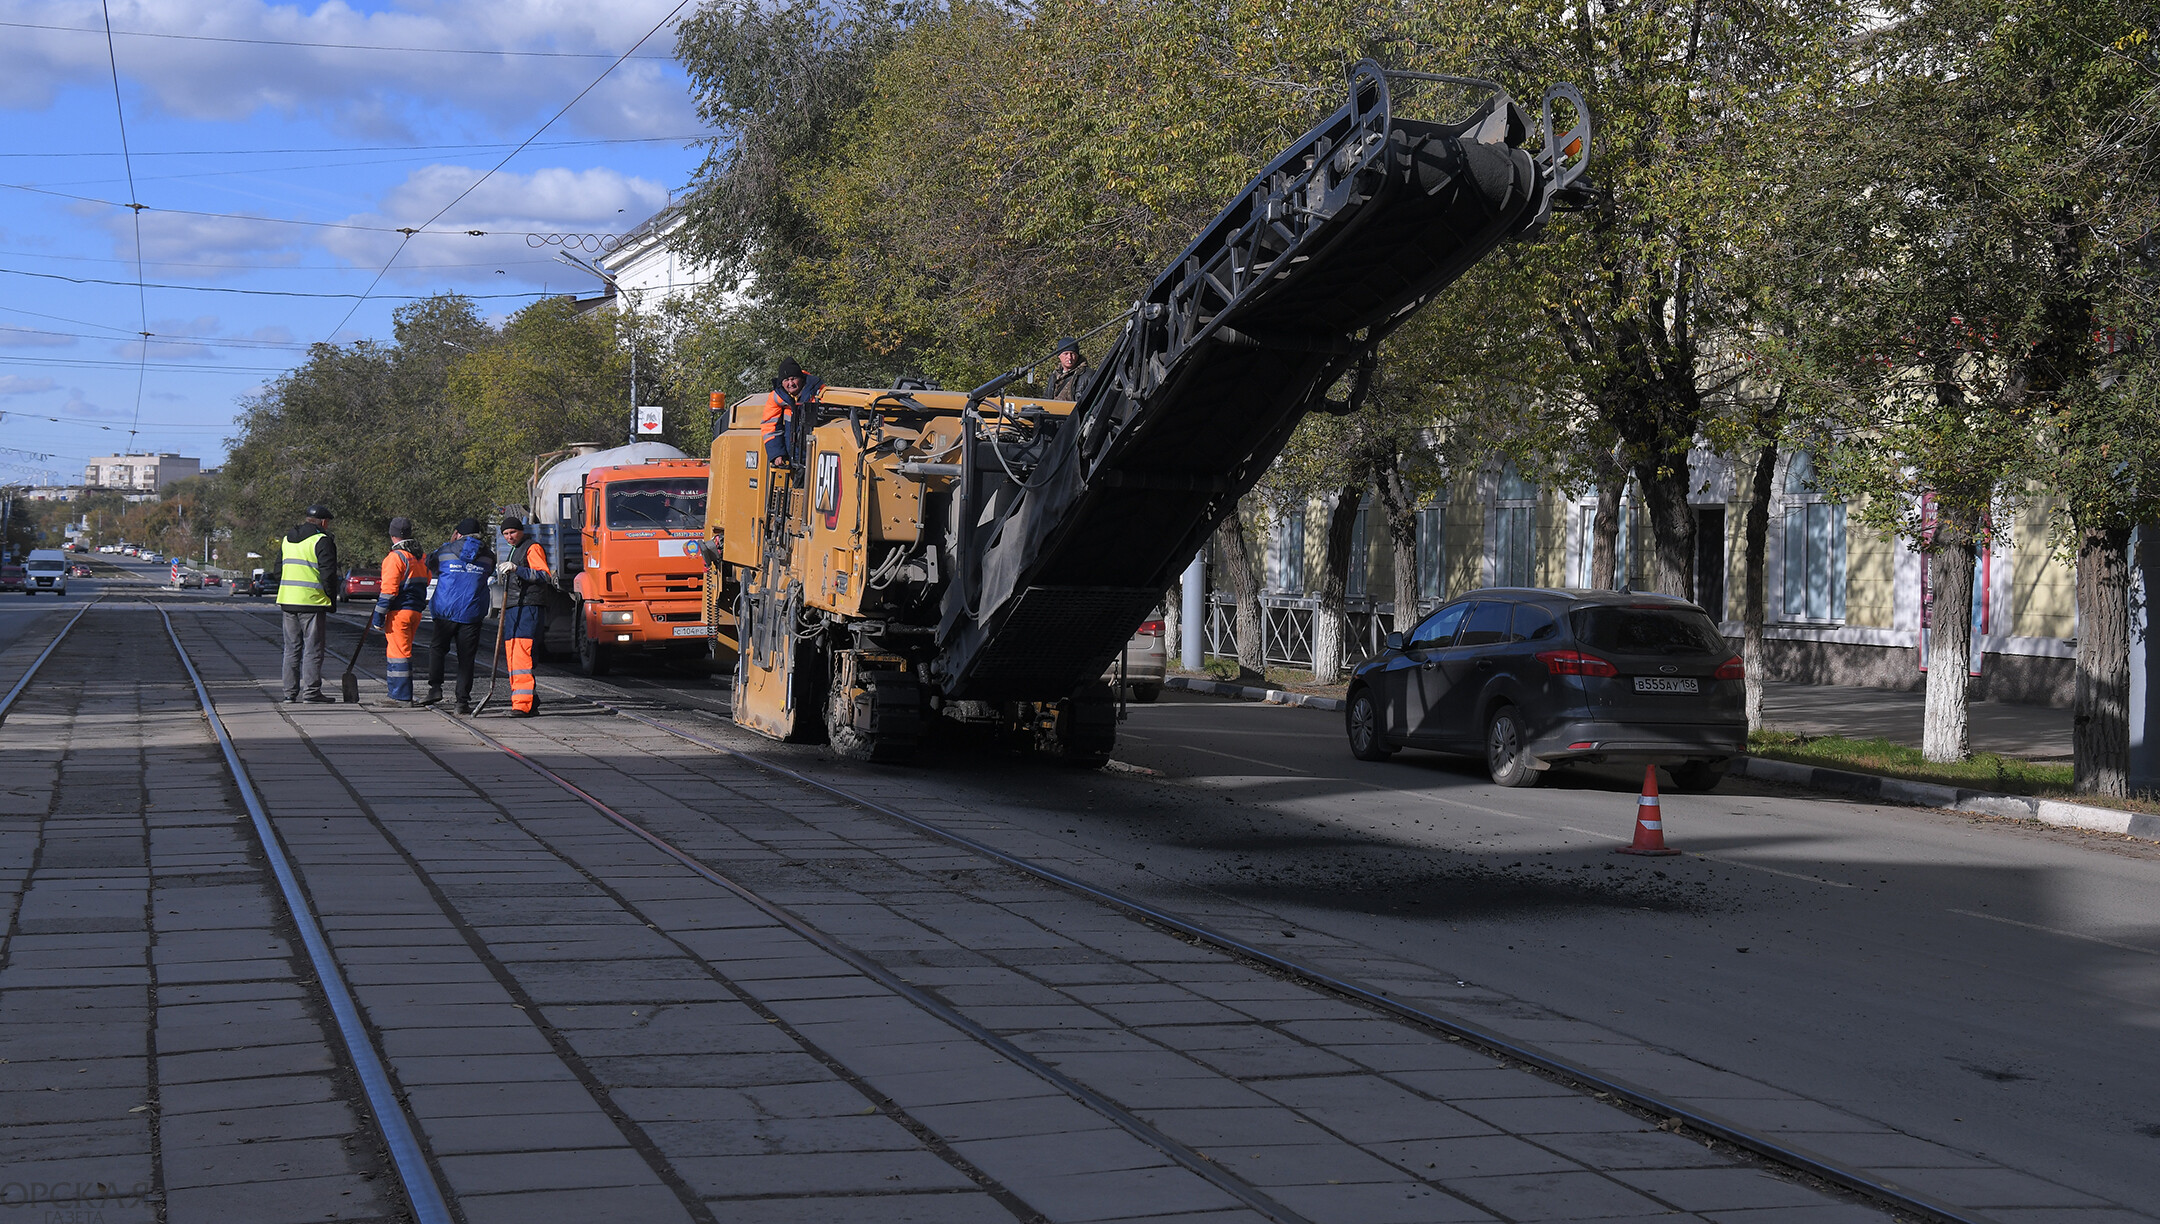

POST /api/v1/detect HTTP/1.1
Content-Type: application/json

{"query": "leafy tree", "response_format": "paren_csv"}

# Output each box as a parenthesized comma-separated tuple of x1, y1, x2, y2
(1414, 0, 1855, 600)
(1785, 0, 2151, 771)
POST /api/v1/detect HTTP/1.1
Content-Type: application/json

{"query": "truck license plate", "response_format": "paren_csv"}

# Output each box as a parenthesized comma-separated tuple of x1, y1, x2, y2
(672, 625, 709, 637)
(1633, 676, 1698, 693)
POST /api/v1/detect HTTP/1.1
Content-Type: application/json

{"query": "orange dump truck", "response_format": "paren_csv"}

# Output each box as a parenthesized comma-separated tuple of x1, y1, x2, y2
(526, 442, 723, 674)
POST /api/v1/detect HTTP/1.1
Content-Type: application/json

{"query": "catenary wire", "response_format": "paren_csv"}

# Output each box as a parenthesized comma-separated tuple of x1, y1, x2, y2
(321, 0, 696, 342)
(3, 19, 677, 59)
(96, 0, 150, 451)
(0, 135, 707, 159)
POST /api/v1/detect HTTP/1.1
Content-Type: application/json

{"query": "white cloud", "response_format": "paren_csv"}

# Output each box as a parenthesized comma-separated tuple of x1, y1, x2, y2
(0, 374, 56, 395)
(61, 387, 122, 418)
(322, 163, 670, 287)
(0, 0, 699, 139)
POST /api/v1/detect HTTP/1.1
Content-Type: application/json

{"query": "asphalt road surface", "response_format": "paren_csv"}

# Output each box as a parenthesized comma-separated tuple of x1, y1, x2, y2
(586, 665, 2160, 1215)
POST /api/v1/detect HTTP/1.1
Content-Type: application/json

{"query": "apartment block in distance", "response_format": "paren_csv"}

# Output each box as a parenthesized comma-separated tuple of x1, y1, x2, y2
(83, 453, 200, 493)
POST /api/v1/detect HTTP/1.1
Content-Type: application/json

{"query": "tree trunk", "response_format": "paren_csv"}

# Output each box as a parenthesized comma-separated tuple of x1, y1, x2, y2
(1371, 463, 1421, 635)
(1214, 511, 1265, 682)
(1743, 442, 1776, 731)
(1922, 505, 1981, 763)
(2072, 522, 2132, 796)
(1633, 459, 1697, 599)
(1590, 450, 1626, 590)
(1311, 485, 1363, 684)
(1162, 570, 1182, 673)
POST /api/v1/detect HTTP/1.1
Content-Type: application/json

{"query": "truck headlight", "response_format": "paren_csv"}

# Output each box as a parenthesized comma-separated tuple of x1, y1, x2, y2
(600, 610, 634, 625)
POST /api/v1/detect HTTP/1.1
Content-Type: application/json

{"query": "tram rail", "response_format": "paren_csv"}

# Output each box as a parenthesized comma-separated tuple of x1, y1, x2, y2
(147, 603, 1981, 1224)
(149, 604, 456, 1224)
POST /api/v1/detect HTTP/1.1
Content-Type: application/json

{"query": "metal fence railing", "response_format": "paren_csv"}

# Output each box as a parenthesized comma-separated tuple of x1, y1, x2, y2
(1202, 593, 1426, 673)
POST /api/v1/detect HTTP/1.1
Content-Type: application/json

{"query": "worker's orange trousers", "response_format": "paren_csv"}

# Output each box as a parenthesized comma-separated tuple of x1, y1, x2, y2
(383, 610, 421, 702)
(506, 635, 537, 713)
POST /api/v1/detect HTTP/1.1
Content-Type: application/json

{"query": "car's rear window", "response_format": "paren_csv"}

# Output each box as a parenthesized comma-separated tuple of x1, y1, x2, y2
(1570, 606, 1728, 656)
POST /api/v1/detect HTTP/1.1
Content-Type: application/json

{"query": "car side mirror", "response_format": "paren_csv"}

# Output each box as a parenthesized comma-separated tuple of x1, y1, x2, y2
(1384, 631, 1404, 652)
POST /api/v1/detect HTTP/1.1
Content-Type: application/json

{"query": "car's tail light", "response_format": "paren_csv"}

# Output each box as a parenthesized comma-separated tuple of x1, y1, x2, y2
(1137, 620, 1164, 636)
(1714, 656, 1745, 680)
(1536, 649, 1618, 677)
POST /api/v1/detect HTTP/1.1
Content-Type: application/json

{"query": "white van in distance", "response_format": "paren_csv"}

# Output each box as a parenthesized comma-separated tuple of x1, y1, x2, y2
(24, 549, 67, 596)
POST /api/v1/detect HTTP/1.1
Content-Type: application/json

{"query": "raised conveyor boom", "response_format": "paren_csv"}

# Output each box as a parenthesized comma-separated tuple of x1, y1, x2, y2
(931, 64, 1588, 700)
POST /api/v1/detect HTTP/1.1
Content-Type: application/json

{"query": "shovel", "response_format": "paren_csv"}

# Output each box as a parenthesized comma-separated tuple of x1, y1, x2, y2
(340, 622, 372, 703)
(472, 610, 507, 717)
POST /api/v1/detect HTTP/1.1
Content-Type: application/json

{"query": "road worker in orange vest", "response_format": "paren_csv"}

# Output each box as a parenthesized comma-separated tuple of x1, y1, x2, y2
(495, 516, 551, 716)
(762, 357, 821, 475)
(369, 516, 433, 707)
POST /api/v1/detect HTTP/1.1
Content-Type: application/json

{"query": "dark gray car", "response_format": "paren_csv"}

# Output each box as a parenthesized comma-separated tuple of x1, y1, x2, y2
(1344, 588, 1746, 791)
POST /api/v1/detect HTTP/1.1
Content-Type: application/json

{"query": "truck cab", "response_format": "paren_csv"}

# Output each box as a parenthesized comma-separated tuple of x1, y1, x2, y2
(529, 444, 714, 675)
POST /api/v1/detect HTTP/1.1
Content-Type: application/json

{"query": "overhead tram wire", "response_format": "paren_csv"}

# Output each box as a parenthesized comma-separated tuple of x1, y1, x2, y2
(0, 135, 707, 159)
(0, 265, 554, 301)
(319, 0, 696, 343)
(97, 0, 150, 451)
(2, 20, 676, 59)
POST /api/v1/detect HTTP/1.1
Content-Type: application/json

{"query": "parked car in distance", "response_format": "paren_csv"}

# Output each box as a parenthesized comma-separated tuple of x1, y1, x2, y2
(1103, 613, 1168, 702)
(0, 563, 25, 593)
(68, 563, 93, 578)
(342, 567, 380, 602)
(1344, 588, 1745, 792)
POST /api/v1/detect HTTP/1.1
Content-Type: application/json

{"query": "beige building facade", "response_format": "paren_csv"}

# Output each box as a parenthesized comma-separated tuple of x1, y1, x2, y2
(1253, 450, 2078, 705)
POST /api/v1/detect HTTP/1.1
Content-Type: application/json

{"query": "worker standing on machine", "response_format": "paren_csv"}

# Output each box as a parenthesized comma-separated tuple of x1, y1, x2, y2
(762, 358, 821, 475)
(1048, 336, 1092, 400)
(496, 516, 551, 716)
(370, 517, 432, 707)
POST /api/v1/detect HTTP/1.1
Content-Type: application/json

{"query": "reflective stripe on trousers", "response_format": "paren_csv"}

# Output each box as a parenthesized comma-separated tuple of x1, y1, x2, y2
(383, 610, 421, 701)
(506, 637, 537, 713)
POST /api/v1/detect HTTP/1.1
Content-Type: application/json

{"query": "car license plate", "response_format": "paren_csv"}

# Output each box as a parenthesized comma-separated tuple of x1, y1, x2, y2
(1633, 676, 1698, 693)
(672, 625, 709, 637)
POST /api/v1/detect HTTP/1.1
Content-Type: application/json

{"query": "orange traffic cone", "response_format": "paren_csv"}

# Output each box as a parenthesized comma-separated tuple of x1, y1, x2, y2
(1617, 764, 1680, 856)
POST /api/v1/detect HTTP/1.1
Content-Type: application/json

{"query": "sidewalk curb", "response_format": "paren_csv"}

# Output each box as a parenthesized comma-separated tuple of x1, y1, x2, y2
(1732, 755, 2160, 843)
(1164, 675, 1345, 712)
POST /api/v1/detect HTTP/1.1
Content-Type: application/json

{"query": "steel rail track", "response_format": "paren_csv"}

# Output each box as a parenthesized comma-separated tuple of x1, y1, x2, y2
(542, 671, 1994, 1224)
(259, 608, 1981, 1223)
(0, 599, 101, 724)
(151, 606, 455, 1224)
(239, 608, 1316, 1222)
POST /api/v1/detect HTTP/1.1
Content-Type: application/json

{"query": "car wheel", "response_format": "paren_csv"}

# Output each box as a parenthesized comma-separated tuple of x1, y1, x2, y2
(1130, 683, 1161, 704)
(1345, 688, 1394, 761)
(1670, 760, 1730, 793)
(1485, 706, 1540, 788)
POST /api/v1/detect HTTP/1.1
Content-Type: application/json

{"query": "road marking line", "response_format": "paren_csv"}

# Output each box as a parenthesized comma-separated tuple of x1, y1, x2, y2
(1126, 736, 1314, 775)
(1948, 908, 2159, 956)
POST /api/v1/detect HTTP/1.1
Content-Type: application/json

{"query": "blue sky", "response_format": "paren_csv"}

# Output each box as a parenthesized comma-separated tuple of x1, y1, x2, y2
(0, 0, 711, 483)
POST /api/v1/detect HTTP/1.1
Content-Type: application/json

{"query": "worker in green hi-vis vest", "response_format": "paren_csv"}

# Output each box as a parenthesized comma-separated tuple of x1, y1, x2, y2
(277, 504, 340, 704)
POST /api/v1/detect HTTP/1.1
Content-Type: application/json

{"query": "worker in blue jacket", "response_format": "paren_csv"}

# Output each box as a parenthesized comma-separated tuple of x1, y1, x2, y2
(423, 517, 495, 714)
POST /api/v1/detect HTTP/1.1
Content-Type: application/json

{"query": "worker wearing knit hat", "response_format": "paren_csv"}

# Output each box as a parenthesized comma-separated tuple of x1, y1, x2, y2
(371, 515, 433, 706)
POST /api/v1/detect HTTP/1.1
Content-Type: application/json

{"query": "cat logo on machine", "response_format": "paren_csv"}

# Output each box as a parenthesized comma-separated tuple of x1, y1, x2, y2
(815, 451, 842, 530)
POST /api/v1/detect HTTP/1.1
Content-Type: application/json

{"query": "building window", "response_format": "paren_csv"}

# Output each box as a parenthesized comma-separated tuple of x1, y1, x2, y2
(1277, 508, 1306, 594)
(1574, 501, 1633, 589)
(1781, 453, 1845, 621)
(1495, 463, 1535, 588)
(1347, 505, 1369, 599)
(1417, 505, 1445, 603)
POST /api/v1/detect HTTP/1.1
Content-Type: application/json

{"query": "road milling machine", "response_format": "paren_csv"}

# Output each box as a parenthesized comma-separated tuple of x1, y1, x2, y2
(703, 63, 1591, 764)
